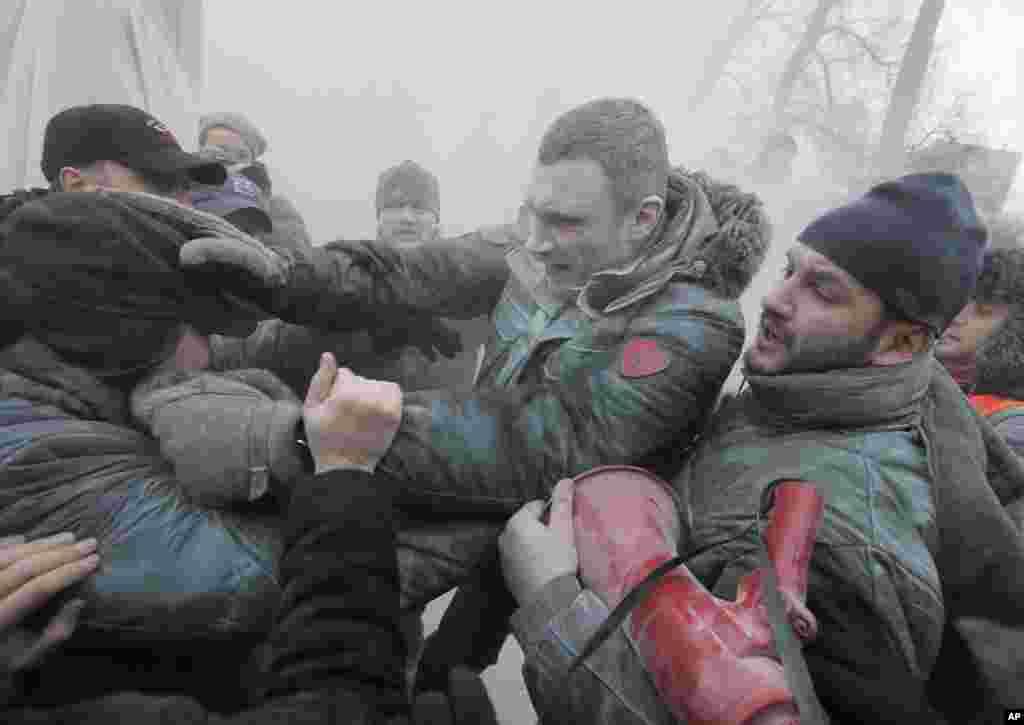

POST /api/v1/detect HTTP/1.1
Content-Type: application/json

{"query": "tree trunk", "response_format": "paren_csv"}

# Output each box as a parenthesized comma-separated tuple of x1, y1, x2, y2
(875, 0, 947, 175)
(772, 0, 840, 125)
(687, 0, 764, 112)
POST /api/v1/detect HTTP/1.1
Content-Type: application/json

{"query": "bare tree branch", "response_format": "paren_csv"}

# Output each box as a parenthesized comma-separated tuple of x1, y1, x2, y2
(822, 25, 899, 67)
(813, 49, 835, 109)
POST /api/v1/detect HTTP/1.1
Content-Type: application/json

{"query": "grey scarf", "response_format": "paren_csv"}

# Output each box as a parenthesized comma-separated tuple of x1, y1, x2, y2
(744, 354, 929, 431)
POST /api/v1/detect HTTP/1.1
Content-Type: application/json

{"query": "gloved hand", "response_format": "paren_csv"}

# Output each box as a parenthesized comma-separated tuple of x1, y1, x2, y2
(131, 368, 305, 505)
(412, 667, 499, 725)
(370, 316, 463, 362)
(179, 234, 291, 314)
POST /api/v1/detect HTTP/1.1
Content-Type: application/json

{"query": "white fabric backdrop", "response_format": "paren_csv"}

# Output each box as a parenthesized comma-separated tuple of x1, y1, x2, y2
(1, 0, 203, 190)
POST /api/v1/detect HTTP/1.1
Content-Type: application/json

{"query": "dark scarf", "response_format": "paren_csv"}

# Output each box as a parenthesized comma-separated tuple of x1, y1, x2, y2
(937, 351, 977, 393)
(744, 354, 928, 431)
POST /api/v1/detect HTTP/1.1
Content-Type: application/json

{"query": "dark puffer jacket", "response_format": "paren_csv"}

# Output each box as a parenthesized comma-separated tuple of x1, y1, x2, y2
(0, 336, 285, 708)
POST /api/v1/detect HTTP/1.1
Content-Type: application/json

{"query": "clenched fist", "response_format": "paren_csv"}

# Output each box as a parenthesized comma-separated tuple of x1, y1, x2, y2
(303, 352, 404, 474)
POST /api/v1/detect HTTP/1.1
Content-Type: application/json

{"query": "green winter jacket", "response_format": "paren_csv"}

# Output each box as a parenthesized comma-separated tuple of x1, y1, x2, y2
(680, 356, 942, 678)
(678, 355, 1024, 721)
(251, 170, 771, 607)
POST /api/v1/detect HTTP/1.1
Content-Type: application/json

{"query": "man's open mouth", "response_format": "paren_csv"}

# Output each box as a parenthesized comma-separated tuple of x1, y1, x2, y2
(761, 317, 783, 344)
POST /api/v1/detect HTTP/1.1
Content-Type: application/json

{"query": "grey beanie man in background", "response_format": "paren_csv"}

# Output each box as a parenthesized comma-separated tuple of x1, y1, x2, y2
(197, 111, 312, 254)
(199, 112, 268, 164)
(376, 160, 441, 246)
(371, 159, 489, 393)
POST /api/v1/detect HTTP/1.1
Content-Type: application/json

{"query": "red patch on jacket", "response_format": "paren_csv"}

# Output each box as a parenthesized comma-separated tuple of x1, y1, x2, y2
(620, 338, 670, 378)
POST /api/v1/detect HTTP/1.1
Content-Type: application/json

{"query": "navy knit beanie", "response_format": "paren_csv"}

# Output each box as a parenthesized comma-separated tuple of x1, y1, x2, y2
(798, 173, 987, 333)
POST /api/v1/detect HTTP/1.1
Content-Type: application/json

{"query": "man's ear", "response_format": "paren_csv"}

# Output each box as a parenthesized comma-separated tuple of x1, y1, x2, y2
(59, 167, 93, 193)
(869, 319, 932, 366)
(627, 195, 664, 243)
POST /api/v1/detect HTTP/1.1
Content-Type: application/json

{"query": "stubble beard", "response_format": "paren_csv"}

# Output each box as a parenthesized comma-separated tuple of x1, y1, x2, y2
(750, 325, 884, 376)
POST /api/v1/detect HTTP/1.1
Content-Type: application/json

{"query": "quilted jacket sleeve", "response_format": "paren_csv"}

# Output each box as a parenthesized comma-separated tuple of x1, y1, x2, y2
(381, 284, 744, 513)
(129, 368, 305, 506)
(0, 399, 283, 641)
(208, 318, 413, 396)
(262, 232, 512, 329)
(510, 574, 675, 725)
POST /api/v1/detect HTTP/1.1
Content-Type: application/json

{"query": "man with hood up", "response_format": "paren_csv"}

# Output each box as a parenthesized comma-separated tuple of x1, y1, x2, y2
(934, 215, 1024, 530)
(937, 216, 1024, 465)
(179, 97, 772, 652)
(931, 218, 1024, 723)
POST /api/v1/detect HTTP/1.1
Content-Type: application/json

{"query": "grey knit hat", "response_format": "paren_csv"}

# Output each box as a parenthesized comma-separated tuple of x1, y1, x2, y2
(198, 112, 268, 158)
(375, 160, 440, 218)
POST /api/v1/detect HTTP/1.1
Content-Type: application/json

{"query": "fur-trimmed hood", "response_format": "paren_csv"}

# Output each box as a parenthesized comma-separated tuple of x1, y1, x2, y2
(573, 167, 771, 317)
(971, 246, 1024, 398)
(975, 308, 1024, 399)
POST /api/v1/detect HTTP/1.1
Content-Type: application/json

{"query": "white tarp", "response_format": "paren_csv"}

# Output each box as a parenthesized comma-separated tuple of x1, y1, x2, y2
(1, 0, 204, 190)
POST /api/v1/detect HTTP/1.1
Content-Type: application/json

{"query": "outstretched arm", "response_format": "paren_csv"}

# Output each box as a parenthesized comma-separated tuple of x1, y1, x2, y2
(180, 227, 515, 330)
(383, 288, 744, 513)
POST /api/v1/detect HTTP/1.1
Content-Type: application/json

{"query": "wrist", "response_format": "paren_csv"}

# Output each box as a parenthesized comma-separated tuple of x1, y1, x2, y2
(514, 568, 577, 608)
(312, 455, 381, 475)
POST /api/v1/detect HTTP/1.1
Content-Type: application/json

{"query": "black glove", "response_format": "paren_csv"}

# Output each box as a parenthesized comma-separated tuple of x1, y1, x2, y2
(370, 316, 463, 362)
(412, 667, 499, 725)
(415, 540, 515, 697)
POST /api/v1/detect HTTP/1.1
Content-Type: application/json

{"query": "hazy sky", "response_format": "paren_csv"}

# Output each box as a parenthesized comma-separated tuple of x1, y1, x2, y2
(204, 0, 1024, 242)
(945, 0, 1022, 150)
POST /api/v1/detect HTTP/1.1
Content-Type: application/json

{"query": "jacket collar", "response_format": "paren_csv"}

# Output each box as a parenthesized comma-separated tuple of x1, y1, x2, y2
(507, 172, 719, 319)
(0, 336, 130, 424)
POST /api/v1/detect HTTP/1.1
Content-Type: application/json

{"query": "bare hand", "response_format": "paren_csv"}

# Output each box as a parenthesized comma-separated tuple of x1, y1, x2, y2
(0, 533, 100, 672)
(499, 479, 578, 607)
(303, 352, 403, 474)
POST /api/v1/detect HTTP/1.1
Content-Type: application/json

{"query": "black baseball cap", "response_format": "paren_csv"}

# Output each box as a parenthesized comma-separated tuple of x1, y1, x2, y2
(41, 104, 226, 186)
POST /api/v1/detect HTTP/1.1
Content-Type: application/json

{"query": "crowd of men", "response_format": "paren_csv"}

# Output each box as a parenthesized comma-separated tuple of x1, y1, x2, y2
(0, 96, 1021, 725)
